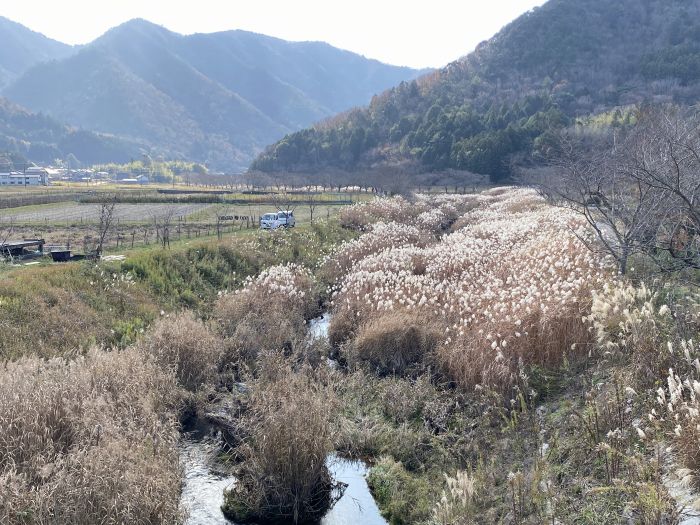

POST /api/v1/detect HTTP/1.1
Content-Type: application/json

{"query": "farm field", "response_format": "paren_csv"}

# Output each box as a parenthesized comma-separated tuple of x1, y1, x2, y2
(0, 202, 215, 224)
(0, 196, 351, 253)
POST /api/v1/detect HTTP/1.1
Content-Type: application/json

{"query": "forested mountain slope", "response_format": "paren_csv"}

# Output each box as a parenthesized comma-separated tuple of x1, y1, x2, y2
(0, 97, 144, 165)
(252, 0, 700, 180)
(4, 19, 424, 170)
(0, 16, 73, 90)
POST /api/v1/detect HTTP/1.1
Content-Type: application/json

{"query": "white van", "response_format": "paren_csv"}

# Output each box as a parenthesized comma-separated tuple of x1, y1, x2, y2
(260, 210, 296, 230)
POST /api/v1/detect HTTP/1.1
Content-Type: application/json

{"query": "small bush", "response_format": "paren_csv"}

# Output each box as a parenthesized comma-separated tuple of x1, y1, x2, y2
(347, 312, 441, 376)
(379, 375, 439, 424)
(367, 456, 434, 524)
(139, 311, 224, 391)
(223, 360, 336, 524)
(123, 242, 262, 309)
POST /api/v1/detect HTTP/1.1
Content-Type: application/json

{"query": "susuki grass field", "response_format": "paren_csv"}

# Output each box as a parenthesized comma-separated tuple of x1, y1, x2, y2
(1, 185, 699, 523)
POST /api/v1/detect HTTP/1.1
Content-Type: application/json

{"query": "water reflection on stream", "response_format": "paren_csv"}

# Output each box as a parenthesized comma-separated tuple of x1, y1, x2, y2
(321, 455, 386, 525)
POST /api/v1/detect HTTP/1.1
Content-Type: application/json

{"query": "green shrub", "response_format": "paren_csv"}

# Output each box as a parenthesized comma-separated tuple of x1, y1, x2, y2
(123, 243, 261, 309)
(367, 457, 434, 524)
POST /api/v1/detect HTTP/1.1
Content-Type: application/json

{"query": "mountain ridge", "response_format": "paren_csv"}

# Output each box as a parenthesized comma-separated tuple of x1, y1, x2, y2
(251, 0, 700, 180)
(3, 17, 426, 170)
(0, 16, 73, 90)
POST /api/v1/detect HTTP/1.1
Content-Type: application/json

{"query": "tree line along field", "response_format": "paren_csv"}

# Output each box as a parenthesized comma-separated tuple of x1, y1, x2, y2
(0, 184, 361, 209)
(1, 187, 698, 524)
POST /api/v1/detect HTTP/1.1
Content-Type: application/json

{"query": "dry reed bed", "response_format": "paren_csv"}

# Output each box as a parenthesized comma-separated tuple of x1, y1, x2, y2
(215, 263, 319, 365)
(0, 348, 183, 524)
(329, 188, 615, 392)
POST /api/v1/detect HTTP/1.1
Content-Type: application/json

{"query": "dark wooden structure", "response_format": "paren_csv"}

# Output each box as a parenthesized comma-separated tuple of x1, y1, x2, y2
(50, 249, 71, 262)
(0, 239, 45, 258)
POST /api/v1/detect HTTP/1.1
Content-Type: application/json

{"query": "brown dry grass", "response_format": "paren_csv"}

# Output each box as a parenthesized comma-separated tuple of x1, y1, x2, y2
(138, 311, 224, 392)
(435, 304, 593, 394)
(223, 357, 336, 524)
(0, 347, 183, 524)
(346, 312, 442, 376)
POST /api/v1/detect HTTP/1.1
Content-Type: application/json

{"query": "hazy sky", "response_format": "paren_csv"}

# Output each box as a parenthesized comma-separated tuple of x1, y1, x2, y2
(0, 0, 547, 68)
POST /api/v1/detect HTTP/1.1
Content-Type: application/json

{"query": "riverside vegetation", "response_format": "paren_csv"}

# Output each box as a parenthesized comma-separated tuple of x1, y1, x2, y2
(0, 188, 698, 524)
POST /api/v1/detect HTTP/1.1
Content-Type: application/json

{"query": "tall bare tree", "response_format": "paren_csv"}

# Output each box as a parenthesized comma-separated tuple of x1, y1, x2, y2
(618, 107, 700, 270)
(95, 196, 117, 257)
(306, 189, 320, 224)
(151, 207, 176, 249)
(532, 105, 700, 274)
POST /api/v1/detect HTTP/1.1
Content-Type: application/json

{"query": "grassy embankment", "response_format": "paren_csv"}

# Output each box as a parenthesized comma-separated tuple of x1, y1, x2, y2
(0, 220, 353, 360)
(0, 217, 356, 524)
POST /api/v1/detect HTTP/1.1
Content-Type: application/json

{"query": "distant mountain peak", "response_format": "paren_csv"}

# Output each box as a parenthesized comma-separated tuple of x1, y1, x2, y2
(1, 19, 425, 170)
(94, 17, 177, 46)
(0, 16, 72, 89)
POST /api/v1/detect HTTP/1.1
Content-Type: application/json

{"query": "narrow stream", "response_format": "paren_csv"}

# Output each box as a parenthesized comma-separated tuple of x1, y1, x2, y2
(662, 448, 700, 525)
(180, 432, 235, 525)
(179, 313, 388, 525)
(321, 455, 386, 525)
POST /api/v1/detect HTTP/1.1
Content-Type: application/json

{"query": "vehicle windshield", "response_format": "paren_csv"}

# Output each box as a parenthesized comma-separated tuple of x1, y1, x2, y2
(262, 213, 276, 220)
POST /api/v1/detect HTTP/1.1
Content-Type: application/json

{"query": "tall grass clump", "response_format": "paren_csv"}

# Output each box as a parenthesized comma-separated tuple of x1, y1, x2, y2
(585, 281, 677, 384)
(0, 348, 183, 524)
(347, 311, 441, 376)
(338, 193, 477, 233)
(138, 311, 224, 392)
(215, 264, 318, 363)
(321, 222, 433, 284)
(222, 358, 336, 524)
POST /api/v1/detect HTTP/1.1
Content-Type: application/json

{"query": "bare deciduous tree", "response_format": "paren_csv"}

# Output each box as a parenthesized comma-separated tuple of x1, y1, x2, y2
(307, 189, 319, 224)
(531, 105, 700, 274)
(619, 107, 700, 270)
(94, 196, 117, 257)
(151, 207, 176, 249)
